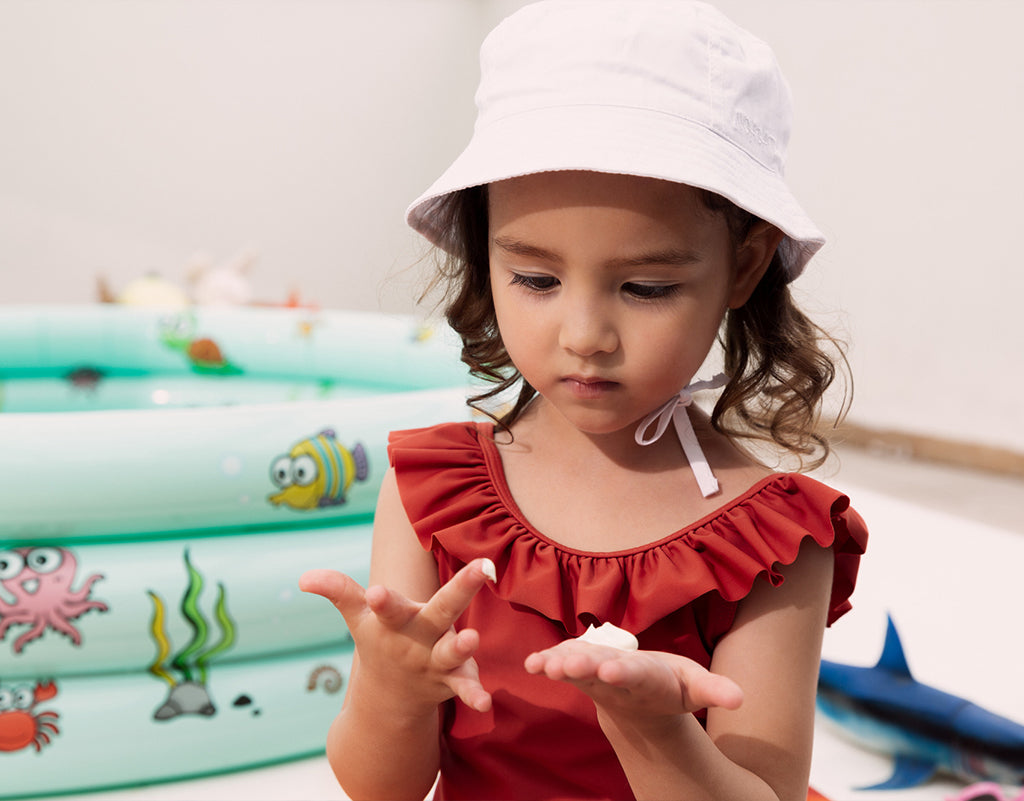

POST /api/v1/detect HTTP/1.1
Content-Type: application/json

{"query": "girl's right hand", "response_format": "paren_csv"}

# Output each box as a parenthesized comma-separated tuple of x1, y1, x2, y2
(298, 558, 495, 716)
(524, 639, 743, 722)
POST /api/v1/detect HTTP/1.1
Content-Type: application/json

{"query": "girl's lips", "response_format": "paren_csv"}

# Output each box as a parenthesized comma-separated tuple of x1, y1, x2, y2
(563, 376, 619, 399)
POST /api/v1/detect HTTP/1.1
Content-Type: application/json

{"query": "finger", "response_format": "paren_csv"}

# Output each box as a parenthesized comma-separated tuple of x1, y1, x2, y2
(364, 583, 421, 631)
(525, 640, 617, 679)
(595, 655, 743, 711)
(523, 650, 575, 682)
(689, 672, 744, 711)
(433, 629, 491, 712)
(593, 656, 640, 687)
(673, 661, 744, 711)
(433, 628, 480, 671)
(298, 569, 368, 623)
(419, 558, 494, 634)
(448, 673, 492, 713)
(523, 651, 546, 675)
(560, 651, 605, 681)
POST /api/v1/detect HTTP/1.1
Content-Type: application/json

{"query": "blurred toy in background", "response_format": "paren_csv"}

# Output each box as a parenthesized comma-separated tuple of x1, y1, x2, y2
(817, 615, 1024, 791)
(97, 273, 190, 308)
(254, 286, 319, 311)
(946, 782, 1024, 801)
(97, 249, 318, 310)
(185, 250, 255, 307)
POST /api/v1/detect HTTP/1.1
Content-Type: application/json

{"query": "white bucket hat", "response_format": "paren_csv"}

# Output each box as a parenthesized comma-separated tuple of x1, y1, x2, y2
(407, 0, 824, 280)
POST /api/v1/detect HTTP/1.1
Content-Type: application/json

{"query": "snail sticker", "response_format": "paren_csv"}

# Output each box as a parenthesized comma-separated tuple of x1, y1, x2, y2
(307, 664, 343, 694)
(159, 312, 241, 375)
(146, 550, 237, 721)
(0, 547, 108, 655)
(268, 429, 369, 511)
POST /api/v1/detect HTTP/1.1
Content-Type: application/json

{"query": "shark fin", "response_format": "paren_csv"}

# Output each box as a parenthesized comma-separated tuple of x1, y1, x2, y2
(875, 614, 913, 677)
(859, 754, 937, 790)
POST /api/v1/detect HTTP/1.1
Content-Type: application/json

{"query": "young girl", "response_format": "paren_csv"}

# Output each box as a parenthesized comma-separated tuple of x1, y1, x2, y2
(300, 2, 868, 799)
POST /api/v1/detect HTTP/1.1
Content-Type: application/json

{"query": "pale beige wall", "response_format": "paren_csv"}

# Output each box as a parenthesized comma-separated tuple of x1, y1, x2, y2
(2, 1, 1021, 452)
(0, 0, 485, 312)
(714, 1, 1024, 454)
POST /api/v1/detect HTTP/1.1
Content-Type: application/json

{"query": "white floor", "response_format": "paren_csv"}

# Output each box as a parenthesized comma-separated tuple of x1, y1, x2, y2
(22, 446, 1024, 801)
(808, 446, 1024, 800)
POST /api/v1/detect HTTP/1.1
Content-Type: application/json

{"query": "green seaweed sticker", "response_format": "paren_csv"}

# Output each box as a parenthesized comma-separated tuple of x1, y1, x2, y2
(146, 550, 237, 721)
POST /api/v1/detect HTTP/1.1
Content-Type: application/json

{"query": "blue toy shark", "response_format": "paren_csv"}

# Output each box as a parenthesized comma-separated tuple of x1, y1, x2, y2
(817, 615, 1024, 791)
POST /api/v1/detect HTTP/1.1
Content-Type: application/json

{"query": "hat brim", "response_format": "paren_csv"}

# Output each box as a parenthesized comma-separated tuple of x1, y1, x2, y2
(407, 105, 823, 279)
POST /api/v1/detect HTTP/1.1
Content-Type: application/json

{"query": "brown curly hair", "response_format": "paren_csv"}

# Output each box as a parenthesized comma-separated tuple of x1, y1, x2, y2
(421, 183, 849, 470)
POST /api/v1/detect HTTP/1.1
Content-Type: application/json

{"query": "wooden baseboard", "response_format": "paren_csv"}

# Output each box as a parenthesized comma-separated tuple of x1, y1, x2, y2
(825, 420, 1024, 479)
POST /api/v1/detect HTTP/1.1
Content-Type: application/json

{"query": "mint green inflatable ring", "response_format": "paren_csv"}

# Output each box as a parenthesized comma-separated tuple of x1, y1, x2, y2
(0, 523, 371, 675)
(0, 305, 470, 797)
(0, 305, 470, 541)
(0, 642, 353, 797)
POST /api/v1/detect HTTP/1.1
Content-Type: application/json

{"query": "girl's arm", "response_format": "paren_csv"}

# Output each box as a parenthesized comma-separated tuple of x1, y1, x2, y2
(698, 538, 834, 801)
(300, 468, 492, 801)
(527, 538, 834, 801)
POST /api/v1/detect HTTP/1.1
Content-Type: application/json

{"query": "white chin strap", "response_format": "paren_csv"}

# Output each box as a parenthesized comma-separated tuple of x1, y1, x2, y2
(634, 373, 729, 498)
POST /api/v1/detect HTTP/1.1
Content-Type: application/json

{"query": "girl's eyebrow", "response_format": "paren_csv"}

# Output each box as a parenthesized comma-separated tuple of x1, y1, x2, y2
(608, 248, 703, 270)
(491, 236, 559, 263)
(491, 236, 702, 269)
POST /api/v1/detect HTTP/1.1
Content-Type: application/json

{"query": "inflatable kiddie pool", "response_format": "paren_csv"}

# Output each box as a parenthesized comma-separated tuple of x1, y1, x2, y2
(0, 305, 470, 798)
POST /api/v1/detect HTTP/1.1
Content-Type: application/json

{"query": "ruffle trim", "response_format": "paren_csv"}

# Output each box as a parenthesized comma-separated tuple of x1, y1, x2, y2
(389, 422, 868, 636)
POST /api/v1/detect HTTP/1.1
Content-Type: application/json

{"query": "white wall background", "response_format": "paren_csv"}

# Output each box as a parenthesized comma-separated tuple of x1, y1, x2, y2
(2, 0, 1022, 452)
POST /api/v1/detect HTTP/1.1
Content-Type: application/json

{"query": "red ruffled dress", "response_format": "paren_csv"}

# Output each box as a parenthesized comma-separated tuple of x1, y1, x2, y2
(389, 422, 868, 801)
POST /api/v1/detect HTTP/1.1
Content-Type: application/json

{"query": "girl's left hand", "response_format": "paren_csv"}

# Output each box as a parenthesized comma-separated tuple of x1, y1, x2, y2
(524, 640, 743, 721)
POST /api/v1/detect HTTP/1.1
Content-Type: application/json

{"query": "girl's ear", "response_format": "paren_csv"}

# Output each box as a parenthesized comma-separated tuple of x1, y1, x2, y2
(728, 222, 785, 309)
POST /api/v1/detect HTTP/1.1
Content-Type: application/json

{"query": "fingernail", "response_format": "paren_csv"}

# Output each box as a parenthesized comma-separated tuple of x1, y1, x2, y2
(480, 558, 497, 583)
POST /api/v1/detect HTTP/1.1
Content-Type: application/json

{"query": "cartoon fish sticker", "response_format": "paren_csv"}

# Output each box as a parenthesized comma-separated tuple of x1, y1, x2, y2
(268, 429, 369, 511)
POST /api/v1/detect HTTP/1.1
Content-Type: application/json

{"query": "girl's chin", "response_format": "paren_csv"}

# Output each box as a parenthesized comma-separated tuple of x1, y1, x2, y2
(546, 410, 639, 440)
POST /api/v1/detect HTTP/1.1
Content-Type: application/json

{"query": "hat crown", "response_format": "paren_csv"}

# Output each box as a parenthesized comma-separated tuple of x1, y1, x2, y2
(476, 0, 792, 175)
(407, 0, 825, 279)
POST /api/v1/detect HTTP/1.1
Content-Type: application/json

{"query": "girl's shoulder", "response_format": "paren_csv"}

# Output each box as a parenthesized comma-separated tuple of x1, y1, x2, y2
(388, 420, 868, 635)
(387, 419, 488, 463)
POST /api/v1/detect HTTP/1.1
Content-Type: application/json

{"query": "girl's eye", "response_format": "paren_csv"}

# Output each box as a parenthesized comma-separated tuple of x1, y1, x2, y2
(623, 282, 681, 300)
(510, 273, 559, 292)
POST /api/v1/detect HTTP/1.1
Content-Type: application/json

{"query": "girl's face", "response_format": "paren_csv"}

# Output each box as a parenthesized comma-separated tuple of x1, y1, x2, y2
(488, 170, 770, 439)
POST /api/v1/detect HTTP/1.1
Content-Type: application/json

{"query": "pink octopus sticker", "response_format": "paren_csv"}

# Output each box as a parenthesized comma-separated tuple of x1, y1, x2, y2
(0, 547, 108, 654)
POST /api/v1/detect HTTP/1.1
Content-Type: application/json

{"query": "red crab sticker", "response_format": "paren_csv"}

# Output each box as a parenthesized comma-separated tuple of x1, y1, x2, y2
(0, 680, 59, 753)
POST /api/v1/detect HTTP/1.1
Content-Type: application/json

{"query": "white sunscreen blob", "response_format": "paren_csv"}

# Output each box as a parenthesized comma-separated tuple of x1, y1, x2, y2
(480, 558, 497, 583)
(576, 622, 639, 651)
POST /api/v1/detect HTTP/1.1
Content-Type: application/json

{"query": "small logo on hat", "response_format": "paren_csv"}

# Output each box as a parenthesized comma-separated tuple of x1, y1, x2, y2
(734, 111, 778, 152)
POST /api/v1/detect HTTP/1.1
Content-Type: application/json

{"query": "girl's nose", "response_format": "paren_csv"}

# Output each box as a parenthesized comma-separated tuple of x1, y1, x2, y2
(558, 298, 619, 357)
